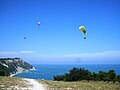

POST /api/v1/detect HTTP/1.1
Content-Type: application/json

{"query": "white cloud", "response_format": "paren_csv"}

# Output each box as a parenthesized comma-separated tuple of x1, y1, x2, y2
(0, 50, 120, 64)
(62, 51, 120, 64)
(63, 51, 120, 59)
(0, 51, 35, 58)
(20, 51, 35, 54)
(0, 51, 18, 57)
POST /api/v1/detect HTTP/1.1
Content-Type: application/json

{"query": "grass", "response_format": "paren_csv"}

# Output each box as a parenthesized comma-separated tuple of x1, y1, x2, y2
(0, 76, 120, 90)
(0, 76, 32, 90)
(39, 80, 120, 90)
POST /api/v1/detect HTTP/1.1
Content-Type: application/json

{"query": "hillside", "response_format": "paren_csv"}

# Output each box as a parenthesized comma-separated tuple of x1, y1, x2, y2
(0, 57, 34, 76)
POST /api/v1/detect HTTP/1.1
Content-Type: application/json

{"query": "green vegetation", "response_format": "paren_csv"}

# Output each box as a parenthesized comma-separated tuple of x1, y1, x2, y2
(0, 57, 20, 60)
(54, 67, 120, 83)
(39, 80, 120, 90)
(117, 75, 120, 83)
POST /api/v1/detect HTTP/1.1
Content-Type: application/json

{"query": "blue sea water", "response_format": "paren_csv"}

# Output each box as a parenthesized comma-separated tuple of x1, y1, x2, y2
(15, 64, 120, 80)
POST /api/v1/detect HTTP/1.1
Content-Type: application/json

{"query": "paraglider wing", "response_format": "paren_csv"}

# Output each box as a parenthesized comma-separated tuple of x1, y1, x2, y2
(24, 37, 26, 40)
(79, 26, 87, 39)
(38, 21, 40, 28)
(38, 21, 40, 25)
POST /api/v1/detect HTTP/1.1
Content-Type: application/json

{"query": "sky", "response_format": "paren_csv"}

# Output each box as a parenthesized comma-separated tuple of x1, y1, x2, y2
(0, 0, 120, 64)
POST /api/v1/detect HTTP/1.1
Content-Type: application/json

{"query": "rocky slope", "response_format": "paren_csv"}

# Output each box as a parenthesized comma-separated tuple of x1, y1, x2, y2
(0, 57, 34, 76)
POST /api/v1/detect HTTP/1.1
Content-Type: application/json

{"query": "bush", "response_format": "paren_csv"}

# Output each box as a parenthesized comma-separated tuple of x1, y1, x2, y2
(53, 67, 119, 83)
(91, 72, 99, 81)
(108, 70, 116, 82)
(117, 75, 120, 83)
(54, 68, 92, 81)
(54, 75, 65, 81)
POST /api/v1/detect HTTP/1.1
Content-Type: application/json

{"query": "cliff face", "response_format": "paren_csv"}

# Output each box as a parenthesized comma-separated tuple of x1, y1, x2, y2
(0, 58, 33, 76)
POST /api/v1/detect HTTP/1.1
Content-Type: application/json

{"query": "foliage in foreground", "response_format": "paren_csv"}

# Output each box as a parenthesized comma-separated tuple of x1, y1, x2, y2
(54, 67, 120, 83)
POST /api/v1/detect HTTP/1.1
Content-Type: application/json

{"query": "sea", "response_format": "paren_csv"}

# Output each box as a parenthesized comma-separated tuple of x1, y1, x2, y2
(15, 64, 120, 80)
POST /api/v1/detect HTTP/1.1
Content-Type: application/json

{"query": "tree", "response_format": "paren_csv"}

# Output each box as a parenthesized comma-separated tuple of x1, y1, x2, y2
(92, 72, 99, 81)
(117, 75, 120, 83)
(98, 71, 107, 81)
(53, 67, 118, 83)
(108, 70, 116, 82)
(69, 67, 81, 81)
(54, 68, 92, 81)
(53, 75, 64, 81)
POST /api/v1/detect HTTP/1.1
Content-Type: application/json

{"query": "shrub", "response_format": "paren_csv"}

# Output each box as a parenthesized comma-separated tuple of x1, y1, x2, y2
(53, 67, 119, 83)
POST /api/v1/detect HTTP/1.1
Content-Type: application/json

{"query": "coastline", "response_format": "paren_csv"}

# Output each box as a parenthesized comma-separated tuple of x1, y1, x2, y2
(10, 66, 35, 77)
(30, 66, 36, 70)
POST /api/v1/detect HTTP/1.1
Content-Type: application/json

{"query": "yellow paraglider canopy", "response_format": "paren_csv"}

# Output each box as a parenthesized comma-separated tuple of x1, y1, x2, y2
(79, 26, 87, 39)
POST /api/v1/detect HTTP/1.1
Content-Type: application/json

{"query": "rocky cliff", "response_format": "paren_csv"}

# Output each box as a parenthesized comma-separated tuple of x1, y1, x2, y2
(0, 57, 34, 76)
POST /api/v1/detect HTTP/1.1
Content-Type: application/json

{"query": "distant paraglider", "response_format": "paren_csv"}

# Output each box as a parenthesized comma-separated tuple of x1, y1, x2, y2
(22, 19, 40, 40)
(24, 37, 26, 40)
(79, 26, 87, 39)
(38, 21, 40, 29)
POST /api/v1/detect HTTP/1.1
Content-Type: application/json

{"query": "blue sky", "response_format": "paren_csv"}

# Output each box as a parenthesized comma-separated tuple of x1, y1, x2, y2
(0, 0, 120, 64)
